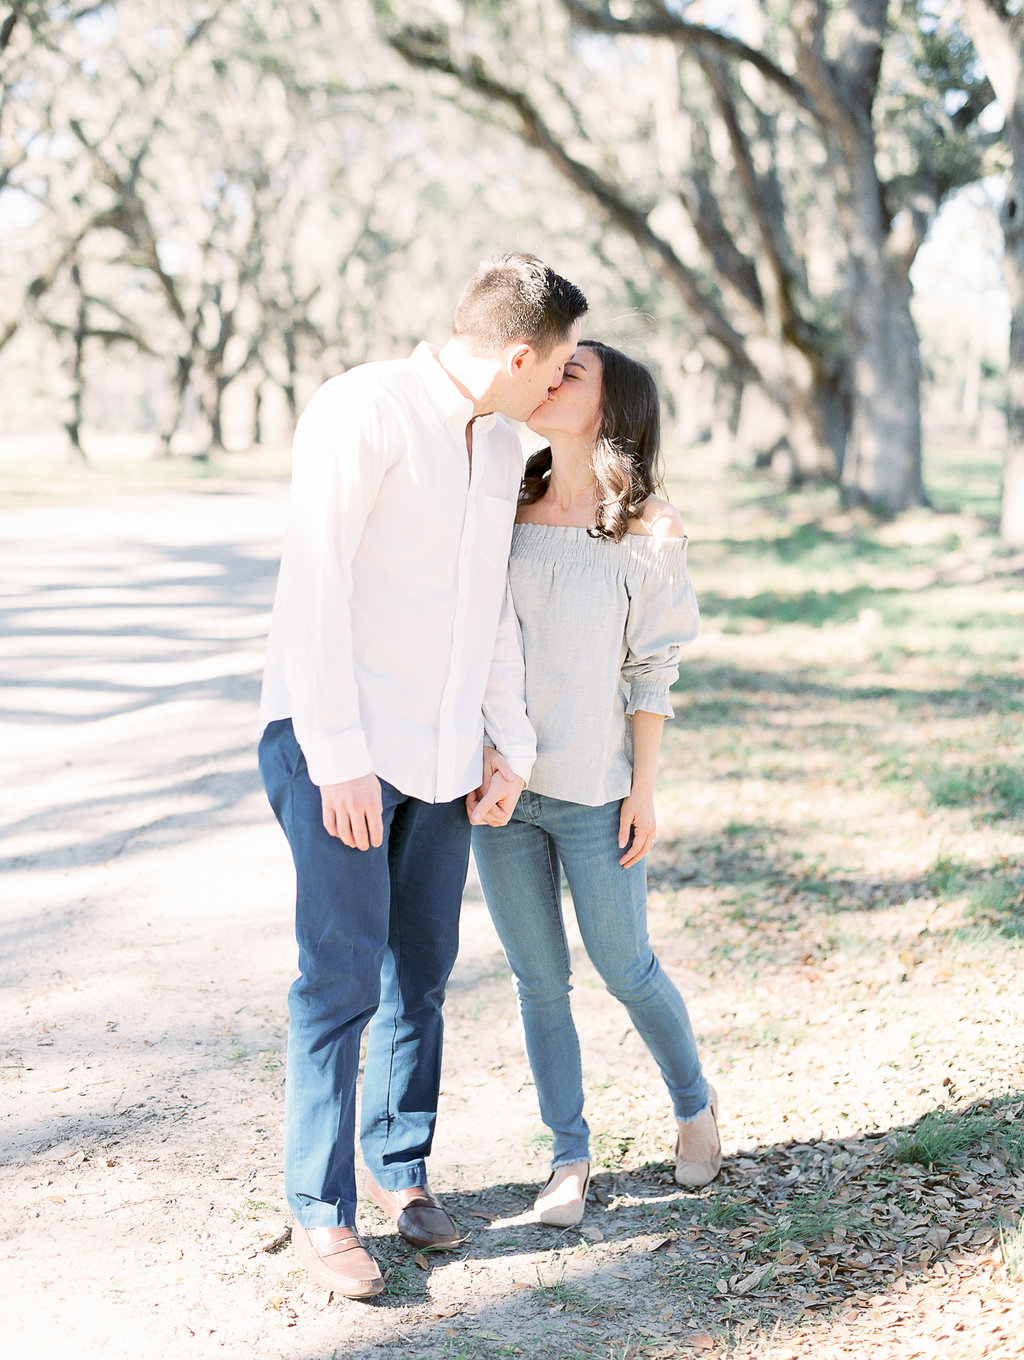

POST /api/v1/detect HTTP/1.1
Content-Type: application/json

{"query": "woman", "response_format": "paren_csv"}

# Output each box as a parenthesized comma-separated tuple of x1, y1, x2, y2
(470, 340, 720, 1228)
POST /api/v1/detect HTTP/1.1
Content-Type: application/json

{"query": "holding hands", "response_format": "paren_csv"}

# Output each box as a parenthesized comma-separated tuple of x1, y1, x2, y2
(467, 746, 526, 828)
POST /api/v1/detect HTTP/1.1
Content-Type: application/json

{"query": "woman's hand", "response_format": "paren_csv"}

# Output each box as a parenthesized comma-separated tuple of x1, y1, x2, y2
(618, 790, 656, 868)
(467, 747, 526, 828)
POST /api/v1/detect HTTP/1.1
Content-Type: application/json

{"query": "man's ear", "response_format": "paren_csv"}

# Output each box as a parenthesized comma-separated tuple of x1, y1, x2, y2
(507, 342, 533, 375)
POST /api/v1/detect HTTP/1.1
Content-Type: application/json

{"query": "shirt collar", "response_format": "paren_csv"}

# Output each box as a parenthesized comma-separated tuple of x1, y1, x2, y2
(411, 342, 497, 434)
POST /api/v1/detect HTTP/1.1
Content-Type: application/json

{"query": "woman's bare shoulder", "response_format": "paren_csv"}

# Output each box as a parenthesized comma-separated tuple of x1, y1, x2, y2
(627, 495, 686, 539)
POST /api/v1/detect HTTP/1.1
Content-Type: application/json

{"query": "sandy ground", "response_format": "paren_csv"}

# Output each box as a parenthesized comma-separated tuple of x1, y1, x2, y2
(0, 484, 643, 1359)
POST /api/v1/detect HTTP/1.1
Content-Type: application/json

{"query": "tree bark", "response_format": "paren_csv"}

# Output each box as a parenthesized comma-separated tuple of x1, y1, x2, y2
(64, 261, 88, 463)
(962, 0, 1024, 543)
(1002, 172, 1024, 543)
(790, 0, 924, 512)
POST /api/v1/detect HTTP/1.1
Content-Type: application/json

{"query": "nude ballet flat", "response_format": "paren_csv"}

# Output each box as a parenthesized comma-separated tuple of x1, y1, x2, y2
(535, 1160, 591, 1227)
(675, 1085, 722, 1188)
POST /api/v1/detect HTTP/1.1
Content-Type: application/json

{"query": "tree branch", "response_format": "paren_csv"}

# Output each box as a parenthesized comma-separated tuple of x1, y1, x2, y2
(560, 0, 819, 115)
(386, 25, 755, 376)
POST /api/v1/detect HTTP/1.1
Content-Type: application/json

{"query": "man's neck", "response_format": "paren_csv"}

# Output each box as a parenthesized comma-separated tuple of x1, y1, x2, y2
(435, 338, 500, 418)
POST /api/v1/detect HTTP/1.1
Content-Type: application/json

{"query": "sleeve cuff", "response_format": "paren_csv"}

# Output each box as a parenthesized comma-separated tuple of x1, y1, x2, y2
(486, 736, 535, 786)
(295, 725, 374, 787)
(505, 752, 535, 786)
(626, 679, 675, 719)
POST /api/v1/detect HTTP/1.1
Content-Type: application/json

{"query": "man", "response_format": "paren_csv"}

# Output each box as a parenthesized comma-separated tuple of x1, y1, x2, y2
(258, 253, 588, 1298)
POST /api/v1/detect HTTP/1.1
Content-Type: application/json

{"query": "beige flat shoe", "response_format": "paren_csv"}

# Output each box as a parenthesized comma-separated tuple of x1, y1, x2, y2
(675, 1085, 722, 1188)
(534, 1160, 591, 1227)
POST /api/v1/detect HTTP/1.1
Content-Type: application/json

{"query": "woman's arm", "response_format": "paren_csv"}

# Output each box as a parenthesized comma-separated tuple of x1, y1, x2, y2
(618, 708, 666, 868)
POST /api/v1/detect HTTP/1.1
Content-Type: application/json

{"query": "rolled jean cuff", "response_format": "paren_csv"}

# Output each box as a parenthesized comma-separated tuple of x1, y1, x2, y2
(675, 1081, 712, 1123)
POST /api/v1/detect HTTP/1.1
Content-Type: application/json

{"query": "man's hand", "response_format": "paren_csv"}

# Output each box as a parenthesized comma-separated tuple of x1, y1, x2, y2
(320, 773, 383, 850)
(467, 747, 525, 828)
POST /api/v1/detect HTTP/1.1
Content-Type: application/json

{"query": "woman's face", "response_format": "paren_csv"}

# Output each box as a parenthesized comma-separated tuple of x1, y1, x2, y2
(526, 345, 603, 445)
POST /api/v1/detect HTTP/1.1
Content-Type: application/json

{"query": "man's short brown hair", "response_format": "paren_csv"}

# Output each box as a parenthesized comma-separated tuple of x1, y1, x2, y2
(451, 253, 588, 357)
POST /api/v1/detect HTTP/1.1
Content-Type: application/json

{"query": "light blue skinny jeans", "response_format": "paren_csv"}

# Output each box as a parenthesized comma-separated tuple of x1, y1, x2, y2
(472, 789, 709, 1168)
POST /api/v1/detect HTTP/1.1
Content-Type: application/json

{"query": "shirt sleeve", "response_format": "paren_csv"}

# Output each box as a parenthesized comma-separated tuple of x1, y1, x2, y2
(275, 376, 395, 785)
(622, 537, 700, 719)
(481, 580, 537, 785)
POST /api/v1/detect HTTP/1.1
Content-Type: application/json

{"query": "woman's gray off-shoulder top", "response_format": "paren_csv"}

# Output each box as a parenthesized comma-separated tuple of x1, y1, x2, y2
(507, 522, 700, 807)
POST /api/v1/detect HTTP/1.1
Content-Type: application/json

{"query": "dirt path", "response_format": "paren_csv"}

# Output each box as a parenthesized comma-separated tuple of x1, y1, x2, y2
(2, 486, 1022, 1360)
(0, 485, 601, 1357)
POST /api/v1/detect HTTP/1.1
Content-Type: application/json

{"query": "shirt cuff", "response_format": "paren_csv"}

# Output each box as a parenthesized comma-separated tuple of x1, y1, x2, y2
(483, 730, 535, 787)
(296, 726, 375, 787)
(625, 679, 675, 720)
(505, 751, 535, 786)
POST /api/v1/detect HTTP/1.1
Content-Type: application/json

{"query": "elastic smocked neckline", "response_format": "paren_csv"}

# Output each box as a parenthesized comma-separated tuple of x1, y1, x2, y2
(511, 521, 688, 572)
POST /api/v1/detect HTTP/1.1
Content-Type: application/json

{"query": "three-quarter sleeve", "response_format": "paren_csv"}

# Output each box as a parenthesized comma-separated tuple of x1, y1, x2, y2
(622, 537, 700, 718)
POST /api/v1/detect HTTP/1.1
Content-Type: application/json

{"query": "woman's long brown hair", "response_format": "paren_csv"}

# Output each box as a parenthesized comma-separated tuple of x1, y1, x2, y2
(519, 340, 663, 542)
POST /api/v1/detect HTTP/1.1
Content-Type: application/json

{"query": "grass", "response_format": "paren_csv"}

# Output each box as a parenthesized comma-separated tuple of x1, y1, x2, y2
(753, 1194, 863, 1254)
(230, 1196, 279, 1222)
(889, 1107, 1003, 1169)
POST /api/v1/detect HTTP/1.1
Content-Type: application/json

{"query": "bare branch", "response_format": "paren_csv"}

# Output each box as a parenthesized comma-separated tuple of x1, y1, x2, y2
(560, 0, 819, 115)
(386, 25, 755, 376)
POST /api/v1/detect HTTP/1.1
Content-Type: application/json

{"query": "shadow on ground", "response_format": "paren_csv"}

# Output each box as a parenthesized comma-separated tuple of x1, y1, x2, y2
(251, 1094, 1024, 1359)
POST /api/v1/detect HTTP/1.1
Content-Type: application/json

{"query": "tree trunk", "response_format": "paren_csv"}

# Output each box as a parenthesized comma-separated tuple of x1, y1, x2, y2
(957, 0, 1024, 541)
(64, 261, 88, 464)
(780, 348, 847, 484)
(790, 0, 924, 514)
(1001, 164, 1024, 543)
(253, 381, 264, 447)
(841, 243, 924, 512)
(208, 377, 227, 454)
(160, 352, 193, 457)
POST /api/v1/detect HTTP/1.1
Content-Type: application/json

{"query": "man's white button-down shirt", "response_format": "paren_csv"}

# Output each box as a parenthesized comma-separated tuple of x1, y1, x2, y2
(259, 342, 536, 803)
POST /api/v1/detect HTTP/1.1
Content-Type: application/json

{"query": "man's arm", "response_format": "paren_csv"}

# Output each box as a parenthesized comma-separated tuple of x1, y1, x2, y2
(275, 378, 393, 838)
(474, 580, 535, 822)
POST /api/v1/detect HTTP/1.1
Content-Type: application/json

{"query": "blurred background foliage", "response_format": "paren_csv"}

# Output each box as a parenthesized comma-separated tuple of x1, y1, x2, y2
(0, 1, 1018, 531)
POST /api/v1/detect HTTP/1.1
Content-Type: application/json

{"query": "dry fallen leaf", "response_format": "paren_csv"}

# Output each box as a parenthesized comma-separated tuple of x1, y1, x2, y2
(733, 1264, 769, 1295)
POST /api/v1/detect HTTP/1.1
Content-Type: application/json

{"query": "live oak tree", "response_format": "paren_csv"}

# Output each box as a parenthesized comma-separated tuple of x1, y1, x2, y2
(2, 0, 636, 455)
(3, 0, 1004, 501)
(377, 0, 994, 513)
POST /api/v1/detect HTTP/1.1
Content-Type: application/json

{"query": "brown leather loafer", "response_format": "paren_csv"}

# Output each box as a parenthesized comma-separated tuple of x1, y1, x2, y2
(363, 1173, 462, 1249)
(292, 1224, 384, 1298)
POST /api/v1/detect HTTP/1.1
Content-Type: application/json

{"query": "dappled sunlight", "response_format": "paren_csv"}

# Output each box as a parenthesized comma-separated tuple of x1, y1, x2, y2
(2, 461, 1022, 1359)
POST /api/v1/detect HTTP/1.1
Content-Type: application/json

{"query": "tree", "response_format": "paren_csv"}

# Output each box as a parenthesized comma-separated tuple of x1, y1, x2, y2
(3, 0, 649, 455)
(377, 0, 994, 513)
(961, 0, 1024, 545)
